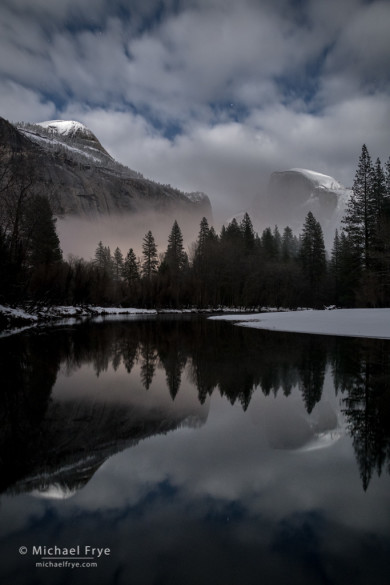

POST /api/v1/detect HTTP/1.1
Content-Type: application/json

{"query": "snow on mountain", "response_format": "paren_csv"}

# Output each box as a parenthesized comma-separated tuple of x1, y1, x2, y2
(36, 119, 94, 138)
(19, 128, 103, 163)
(18, 118, 113, 162)
(289, 168, 345, 191)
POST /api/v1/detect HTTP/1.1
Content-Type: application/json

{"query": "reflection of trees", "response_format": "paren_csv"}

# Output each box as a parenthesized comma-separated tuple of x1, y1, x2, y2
(157, 321, 187, 399)
(298, 342, 327, 413)
(189, 323, 327, 411)
(0, 333, 61, 491)
(140, 342, 158, 390)
(331, 339, 390, 490)
(122, 337, 139, 374)
(39, 318, 328, 410)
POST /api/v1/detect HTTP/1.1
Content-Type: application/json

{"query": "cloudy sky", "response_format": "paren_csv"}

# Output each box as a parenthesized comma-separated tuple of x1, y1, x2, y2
(0, 0, 389, 217)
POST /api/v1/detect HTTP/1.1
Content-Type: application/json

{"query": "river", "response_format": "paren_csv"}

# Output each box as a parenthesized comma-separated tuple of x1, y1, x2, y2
(1, 315, 390, 584)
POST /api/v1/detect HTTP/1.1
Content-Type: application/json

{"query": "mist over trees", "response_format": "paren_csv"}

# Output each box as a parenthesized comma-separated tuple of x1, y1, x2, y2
(1, 144, 389, 309)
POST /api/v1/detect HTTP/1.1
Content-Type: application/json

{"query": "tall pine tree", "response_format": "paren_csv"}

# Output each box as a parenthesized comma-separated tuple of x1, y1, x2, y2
(141, 230, 158, 279)
(123, 248, 140, 285)
(342, 144, 376, 270)
(163, 220, 187, 277)
(24, 195, 62, 269)
(240, 212, 255, 251)
(299, 211, 326, 306)
(113, 247, 124, 281)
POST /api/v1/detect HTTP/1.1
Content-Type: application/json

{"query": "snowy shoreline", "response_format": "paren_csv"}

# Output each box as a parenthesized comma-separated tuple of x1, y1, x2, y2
(0, 304, 254, 337)
(210, 309, 390, 340)
(0, 305, 157, 337)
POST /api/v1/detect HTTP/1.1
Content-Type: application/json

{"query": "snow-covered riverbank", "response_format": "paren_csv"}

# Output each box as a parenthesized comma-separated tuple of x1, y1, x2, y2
(210, 309, 390, 339)
(0, 305, 157, 336)
(0, 304, 253, 336)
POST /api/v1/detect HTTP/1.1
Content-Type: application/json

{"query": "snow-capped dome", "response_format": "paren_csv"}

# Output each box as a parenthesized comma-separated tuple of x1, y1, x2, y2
(289, 168, 345, 191)
(36, 120, 94, 138)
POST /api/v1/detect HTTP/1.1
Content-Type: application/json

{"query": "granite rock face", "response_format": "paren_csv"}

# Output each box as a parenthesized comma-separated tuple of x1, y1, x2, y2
(0, 116, 212, 220)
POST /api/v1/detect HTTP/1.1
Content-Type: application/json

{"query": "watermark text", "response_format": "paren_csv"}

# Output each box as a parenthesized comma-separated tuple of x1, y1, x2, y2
(18, 545, 110, 570)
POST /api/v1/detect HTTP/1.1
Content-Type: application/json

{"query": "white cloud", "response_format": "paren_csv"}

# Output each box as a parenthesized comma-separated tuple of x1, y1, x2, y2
(1, 0, 109, 25)
(0, 80, 56, 122)
(0, 0, 389, 221)
(325, 1, 390, 80)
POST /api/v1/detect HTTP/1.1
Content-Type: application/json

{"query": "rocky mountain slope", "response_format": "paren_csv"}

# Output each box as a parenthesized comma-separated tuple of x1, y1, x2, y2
(5, 397, 208, 499)
(0, 116, 212, 220)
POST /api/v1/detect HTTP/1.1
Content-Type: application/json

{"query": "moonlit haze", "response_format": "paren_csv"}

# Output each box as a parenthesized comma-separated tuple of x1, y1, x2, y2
(57, 212, 204, 261)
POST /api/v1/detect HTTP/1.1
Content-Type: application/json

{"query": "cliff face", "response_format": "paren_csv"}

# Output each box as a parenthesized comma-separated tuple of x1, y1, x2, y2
(0, 117, 212, 220)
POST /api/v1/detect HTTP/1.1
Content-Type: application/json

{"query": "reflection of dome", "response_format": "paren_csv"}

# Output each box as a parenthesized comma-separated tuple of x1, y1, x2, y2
(250, 394, 343, 451)
(32, 483, 78, 500)
(297, 429, 343, 453)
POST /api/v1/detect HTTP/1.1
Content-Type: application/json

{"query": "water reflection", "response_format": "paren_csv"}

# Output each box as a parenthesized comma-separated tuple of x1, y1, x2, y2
(1, 317, 390, 585)
(332, 339, 390, 491)
(1, 317, 390, 497)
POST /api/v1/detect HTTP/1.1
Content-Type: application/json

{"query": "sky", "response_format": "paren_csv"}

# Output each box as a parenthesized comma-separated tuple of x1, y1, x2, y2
(0, 0, 389, 218)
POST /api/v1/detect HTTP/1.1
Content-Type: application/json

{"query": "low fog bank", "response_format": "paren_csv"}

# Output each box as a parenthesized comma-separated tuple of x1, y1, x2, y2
(58, 172, 347, 261)
(57, 211, 206, 261)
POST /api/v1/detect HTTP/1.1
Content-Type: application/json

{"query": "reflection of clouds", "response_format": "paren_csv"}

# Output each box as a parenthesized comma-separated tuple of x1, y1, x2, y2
(0, 494, 46, 537)
(1, 387, 390, 585)
(64, 388, 390, 537)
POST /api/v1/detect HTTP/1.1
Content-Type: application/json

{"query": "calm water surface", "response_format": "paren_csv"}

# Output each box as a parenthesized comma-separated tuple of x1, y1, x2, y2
(1, 316, 390, 585)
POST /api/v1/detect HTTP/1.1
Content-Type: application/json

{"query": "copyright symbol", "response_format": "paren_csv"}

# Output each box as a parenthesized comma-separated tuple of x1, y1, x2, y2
(19, 546, 28, 555)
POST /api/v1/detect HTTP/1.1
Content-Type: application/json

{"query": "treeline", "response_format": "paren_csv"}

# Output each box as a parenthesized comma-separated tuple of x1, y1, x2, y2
(1, 144, 389, 309)
(81, 215, 314, 308)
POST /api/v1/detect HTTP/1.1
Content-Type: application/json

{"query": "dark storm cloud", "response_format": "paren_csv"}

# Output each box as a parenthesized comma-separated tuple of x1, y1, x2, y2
(0, 0, 389, 218)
